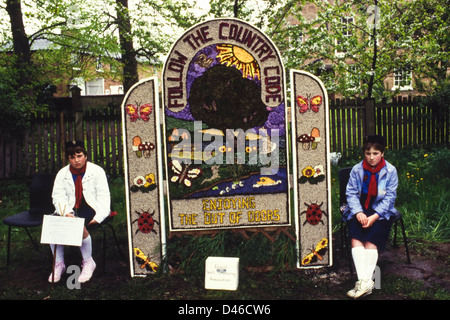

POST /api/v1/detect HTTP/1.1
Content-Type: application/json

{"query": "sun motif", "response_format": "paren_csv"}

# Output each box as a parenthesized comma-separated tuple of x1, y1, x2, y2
(216, 44, 260, 80)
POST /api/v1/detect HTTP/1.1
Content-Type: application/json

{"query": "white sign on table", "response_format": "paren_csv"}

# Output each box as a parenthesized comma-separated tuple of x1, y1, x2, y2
(40, 215, 85, 247)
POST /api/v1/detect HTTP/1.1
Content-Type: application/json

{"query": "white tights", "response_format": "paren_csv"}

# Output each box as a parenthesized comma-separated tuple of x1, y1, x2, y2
(50, 235, 92, 264)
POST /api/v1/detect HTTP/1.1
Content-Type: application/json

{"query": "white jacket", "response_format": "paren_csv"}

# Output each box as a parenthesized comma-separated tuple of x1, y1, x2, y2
(52, 162, 111, 224)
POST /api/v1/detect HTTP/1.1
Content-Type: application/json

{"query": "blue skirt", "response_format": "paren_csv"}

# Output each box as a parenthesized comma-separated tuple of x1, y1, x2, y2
(347, 208, 392, 251)
(74, 197, 96, 225)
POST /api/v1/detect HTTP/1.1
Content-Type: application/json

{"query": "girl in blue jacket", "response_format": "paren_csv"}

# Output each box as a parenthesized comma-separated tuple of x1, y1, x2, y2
(343, 135, 398, 299)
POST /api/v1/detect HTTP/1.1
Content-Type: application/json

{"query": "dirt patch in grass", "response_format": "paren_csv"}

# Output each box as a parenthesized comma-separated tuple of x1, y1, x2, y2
(1, 237, 448, 300)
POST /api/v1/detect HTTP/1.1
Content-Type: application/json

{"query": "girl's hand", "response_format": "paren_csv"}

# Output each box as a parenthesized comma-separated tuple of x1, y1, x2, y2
(363, 214, 380, 228)
(356, 212, 367, 226)
(88, 219, 98, 226)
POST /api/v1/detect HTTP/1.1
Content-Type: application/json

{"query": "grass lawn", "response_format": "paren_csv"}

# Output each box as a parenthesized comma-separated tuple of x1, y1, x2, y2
(0, 144, 448, 303)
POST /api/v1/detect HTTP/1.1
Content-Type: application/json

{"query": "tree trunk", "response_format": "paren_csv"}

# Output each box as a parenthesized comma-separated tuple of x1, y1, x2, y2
(5, 0, 33, 100)
(367, 0, 378, 101)
(116, 0, 139, 93)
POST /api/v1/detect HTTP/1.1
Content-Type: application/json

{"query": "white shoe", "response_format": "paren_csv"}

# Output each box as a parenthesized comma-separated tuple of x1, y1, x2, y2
(351, 279, 374, 299)
(346, 280, 361, 298)
(78, 258, 96, 283)
(48, 262, 66, 283)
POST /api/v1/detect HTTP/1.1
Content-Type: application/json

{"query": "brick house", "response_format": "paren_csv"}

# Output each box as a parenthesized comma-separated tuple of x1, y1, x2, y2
(284, 1, 420, 98)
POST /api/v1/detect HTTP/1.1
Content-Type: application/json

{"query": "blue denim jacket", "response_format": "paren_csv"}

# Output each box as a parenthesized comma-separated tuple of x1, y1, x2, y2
(342, 160, 399, 221)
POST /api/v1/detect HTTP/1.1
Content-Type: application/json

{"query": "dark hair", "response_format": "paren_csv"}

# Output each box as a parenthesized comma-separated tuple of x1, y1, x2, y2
(362, 135, 386, 153)
(363, 142, 385, 153)
(66, 140, 87, 158)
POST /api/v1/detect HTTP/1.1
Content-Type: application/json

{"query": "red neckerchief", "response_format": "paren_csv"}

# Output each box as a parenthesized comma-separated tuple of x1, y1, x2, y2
(69, 163, 87, 209)
(362, 158, 386, 209)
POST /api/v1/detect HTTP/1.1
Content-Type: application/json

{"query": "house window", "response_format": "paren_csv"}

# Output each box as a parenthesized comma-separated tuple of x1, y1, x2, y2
(335, 16, 354, 58)
(347, 64, 359, 91)
(340, 16, 354, 38)
(96, 57, 104, 72)
(86, 78, 104, 95)
(110, 85, 124, 95)
(393, 68, 413, 90)
(71, 53, 81, 71)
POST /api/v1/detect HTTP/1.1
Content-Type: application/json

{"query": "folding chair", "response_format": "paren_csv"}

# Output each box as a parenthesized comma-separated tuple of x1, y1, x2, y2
(87, 210, 123, 273)
(338, 167, 411, 273)
(3, 173, 56, 265)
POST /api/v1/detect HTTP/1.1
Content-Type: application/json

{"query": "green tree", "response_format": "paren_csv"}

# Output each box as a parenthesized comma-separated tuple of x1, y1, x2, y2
(268, 0, 449, 101)
(0, 0, 204, 134)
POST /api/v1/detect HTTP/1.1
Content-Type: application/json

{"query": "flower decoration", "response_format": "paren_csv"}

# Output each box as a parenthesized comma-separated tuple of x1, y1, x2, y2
(131, 173, 157, 193)
(144, 173, 156, 187)
(302, 166, 315, 178)
(313, 165, 324, 177)
(133, 176, 146, 187)
(299, 165, 325, 184)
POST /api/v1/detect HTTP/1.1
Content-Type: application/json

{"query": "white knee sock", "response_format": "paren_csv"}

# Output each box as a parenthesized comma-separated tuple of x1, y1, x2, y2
(80, 235, 92, 261)
(50, 244, 65, 264)
(351, 246, 366, 281)
(364, 249, 378, 281)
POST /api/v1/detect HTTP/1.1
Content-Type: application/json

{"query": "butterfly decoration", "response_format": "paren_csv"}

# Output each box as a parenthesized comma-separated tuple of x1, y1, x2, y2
(296, 95, 322, 113)
(125, 103, 152, 122)
(170, 159, 202, 187)
(301, 238, 328, 265)
(133, 248, 158, 272)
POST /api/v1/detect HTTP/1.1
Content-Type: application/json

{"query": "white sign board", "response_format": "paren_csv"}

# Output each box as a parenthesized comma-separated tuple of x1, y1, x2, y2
(40, 215, 85, 247)
(205, 257, 239, 291)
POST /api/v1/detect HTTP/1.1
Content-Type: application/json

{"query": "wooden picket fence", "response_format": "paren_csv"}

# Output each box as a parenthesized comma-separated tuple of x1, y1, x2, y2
(0, 96, 448, 179)
(0, 108, 123, 179)
(329, 96, 449, 154)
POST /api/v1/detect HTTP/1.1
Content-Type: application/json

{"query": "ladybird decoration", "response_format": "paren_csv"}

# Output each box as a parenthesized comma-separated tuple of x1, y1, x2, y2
(301, 238, 328, 265)
(133, 209, 159, 234)
(301, 202, 327, 226)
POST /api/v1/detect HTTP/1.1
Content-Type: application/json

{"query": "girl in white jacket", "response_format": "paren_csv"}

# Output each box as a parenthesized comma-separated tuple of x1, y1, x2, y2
(49, 141, 111, 284)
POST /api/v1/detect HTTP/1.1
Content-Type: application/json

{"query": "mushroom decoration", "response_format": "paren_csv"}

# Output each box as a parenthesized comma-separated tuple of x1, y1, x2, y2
(133, 136, 143, 157)
(132, 136, 155, 158)
(297, 134, 315, 150)
(310, 127, 321, 150)
(140, 141, 155, 158)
